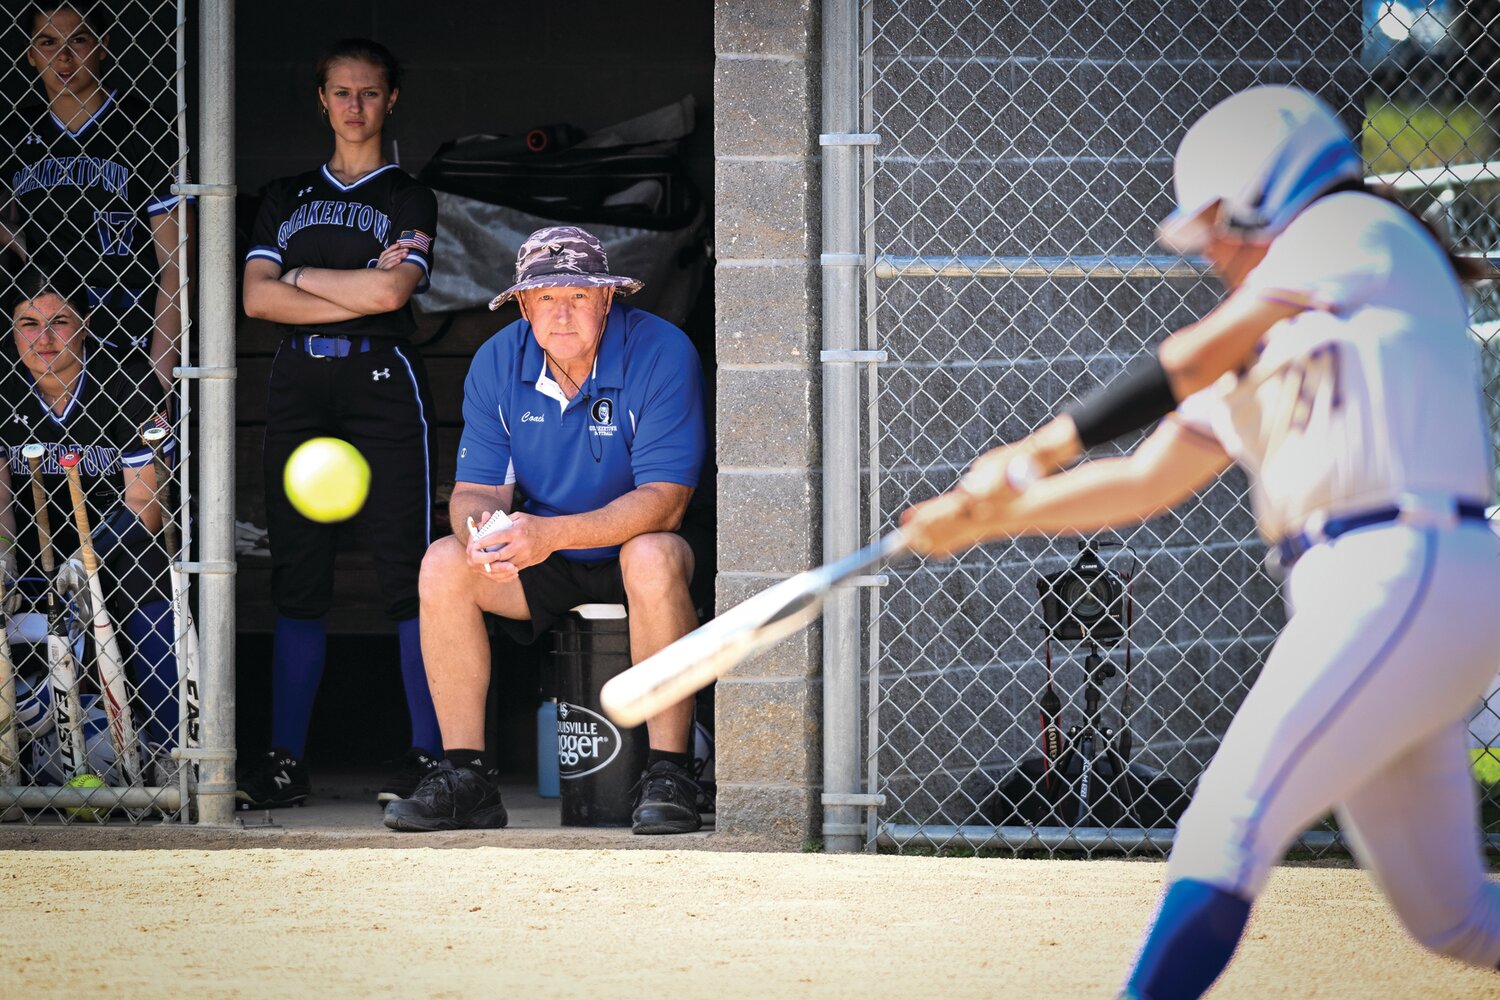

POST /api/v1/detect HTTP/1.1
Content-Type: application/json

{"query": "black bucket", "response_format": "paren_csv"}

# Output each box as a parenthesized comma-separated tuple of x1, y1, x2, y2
(552, 605, 649, 826)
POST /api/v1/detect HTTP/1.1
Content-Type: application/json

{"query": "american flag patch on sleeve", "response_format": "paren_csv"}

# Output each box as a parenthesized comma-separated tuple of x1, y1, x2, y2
(151, 411, 172, 432)
(396, 229, 432, 253)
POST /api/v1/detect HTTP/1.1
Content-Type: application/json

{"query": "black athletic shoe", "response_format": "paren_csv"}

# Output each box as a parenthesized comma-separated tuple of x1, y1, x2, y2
(235, 748, 310, 810)
(631, 760, 703, 835)
(376, 748, 441, 803)
(382, 761, 508, 832)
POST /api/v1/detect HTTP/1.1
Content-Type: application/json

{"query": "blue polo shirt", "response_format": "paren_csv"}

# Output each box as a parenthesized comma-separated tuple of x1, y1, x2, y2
(455, 304, 706, 562)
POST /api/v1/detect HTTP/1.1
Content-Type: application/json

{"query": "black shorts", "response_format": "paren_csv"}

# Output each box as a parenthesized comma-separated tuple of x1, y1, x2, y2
(491, 510, 714, 645)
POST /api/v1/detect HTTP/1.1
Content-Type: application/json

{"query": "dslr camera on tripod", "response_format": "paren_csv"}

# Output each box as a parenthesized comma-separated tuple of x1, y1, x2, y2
(1036, 541, 1128, 644)
(989, 539, 1187, 830)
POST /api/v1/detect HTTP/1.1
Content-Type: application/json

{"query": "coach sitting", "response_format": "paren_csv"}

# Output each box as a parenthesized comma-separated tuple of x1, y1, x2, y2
(383, 226, 709, 836)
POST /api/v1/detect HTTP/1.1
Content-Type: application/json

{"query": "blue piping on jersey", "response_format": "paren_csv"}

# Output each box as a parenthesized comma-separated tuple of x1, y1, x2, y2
(319, 163, 399, 193)
(146, 194, 184, 217)
(49, 90, 115, 138)
(1231, 527, 1437, 891)
(391, 346, 433, 546)
(245, 246, 283, 266)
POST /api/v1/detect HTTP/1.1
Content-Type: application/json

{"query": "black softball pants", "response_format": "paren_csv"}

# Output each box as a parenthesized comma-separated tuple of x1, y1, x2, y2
(262, 340, 437, 621)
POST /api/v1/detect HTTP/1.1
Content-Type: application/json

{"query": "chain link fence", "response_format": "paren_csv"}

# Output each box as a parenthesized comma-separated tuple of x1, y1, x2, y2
(857, 1, 1500, 854)
(0, 1, 195, 824)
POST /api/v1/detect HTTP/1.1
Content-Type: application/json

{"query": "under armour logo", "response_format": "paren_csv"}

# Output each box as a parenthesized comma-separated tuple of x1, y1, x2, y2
(23, 133, 43, 145)
(297, 186, 314, 197)
(372, 368, 391, 381)
(13, 414, 30, 427)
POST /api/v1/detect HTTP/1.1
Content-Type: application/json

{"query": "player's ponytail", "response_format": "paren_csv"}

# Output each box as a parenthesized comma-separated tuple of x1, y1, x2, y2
(315, 38, 402, 94)
(1325, 179, 1492, 284)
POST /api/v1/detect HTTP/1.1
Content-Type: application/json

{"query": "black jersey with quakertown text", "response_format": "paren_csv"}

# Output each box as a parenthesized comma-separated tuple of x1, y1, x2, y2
(246, 163, 436, 340)
(0, 91, 184, 298)
(0, 353, 169, 575)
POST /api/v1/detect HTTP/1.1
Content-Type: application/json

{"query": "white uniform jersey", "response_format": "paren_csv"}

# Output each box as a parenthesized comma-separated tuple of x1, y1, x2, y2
(1174, 192, 1492, 543)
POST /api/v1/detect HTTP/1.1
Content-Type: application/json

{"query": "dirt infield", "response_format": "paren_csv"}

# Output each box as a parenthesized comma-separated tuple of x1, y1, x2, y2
(2, 849, 1494, 998)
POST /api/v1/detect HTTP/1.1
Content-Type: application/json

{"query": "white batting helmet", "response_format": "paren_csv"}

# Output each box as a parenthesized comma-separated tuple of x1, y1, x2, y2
(1158, 85, 1363, 254)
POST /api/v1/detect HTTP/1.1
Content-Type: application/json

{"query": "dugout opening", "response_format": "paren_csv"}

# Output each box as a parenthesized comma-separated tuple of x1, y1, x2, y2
(228, 3, 717, 777)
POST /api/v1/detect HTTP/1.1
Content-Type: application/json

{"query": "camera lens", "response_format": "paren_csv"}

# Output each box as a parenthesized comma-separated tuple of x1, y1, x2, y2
(1061, 574, 1120, 626)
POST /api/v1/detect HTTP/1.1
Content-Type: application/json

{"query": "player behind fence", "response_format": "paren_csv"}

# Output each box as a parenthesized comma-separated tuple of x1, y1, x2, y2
(0, 2, 192, 388)
(385, 225, 711, 836)
(901, 85, 1500, 998)
(0, 267, 180, 781)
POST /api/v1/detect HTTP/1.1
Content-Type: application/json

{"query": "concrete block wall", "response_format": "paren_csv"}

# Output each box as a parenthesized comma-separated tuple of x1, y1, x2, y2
(712, 0, 824, 843)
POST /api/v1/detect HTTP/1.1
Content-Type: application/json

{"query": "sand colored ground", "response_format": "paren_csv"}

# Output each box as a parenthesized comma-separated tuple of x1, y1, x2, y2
(1, 848, 1495, 998)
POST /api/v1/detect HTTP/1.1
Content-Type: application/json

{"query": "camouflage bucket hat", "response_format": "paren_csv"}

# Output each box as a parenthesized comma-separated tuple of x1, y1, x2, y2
(487, 225, 644, 310)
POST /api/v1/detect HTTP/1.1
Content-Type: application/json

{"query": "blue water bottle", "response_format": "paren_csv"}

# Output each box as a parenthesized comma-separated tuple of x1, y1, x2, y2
(536, 698, 560, 798)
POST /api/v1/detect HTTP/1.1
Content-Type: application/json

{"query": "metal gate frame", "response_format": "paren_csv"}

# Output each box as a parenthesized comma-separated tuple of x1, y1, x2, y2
(822, 1, 1500, 855)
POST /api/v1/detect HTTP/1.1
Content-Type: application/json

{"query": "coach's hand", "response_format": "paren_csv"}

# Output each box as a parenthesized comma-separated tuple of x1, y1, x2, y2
(466, 511, 517, 582)
(466, 511, 560, 582)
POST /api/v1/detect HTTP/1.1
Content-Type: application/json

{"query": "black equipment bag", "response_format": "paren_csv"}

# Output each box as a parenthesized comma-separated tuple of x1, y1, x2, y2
(419, 126, 700, 232)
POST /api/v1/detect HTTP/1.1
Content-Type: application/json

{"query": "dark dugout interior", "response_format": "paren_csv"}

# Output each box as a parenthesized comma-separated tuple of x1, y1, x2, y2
(226, 3, 716, 775)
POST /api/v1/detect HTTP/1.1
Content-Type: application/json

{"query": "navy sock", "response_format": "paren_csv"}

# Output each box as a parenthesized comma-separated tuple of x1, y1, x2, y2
(445, 748, 486, 774)
(648, 749, 691, 770)
(1124, 878, 1252, 1000)
(397, 617, 441, 756)
(123, 599, 176, 748)
(271, 615, 326, 760)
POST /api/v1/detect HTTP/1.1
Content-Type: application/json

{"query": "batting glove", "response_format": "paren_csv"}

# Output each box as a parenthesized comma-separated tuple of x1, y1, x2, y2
(54, 556, 89, 603)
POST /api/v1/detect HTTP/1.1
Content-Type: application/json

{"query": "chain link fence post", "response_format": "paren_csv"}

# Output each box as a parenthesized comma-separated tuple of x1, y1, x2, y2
(189, 0, 236, 827)
(821, 0, 867, 854)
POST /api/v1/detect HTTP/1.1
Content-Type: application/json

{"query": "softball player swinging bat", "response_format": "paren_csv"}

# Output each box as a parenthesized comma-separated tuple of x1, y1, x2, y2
(61, 451, 144, 787)
(902, 86, 1500, 998)
(25, 443, 89, 779)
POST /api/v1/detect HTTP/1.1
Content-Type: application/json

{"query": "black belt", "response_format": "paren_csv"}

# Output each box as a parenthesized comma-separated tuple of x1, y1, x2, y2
(1275, 500, 1489, 569)
(288, 334, 375, 358)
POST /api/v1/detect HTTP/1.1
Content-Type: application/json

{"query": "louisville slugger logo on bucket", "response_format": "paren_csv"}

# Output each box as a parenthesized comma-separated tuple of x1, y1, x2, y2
(556, 701, 624, 778)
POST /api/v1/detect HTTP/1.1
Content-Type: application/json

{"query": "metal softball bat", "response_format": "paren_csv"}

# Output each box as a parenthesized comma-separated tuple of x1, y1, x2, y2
(600, 530, 910, 727)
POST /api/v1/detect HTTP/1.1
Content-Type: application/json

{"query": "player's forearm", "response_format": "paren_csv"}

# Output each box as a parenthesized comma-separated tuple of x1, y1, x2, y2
(243, 274, 364, 325)
(151, 285, 181, 387)
(543, 483, 692, 553)
(150, 210, 189, 385)
(1159, 292, 1303, 398)
(997, 427, 1226, 538)
(449, 483, 514, 545)
(121, 470, 163, 534)
(999, 458, 1181, 536)
(294, 265, 416, 315)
